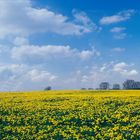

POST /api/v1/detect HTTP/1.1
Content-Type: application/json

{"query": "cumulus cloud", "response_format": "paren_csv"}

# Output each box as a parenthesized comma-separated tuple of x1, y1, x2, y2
(79, 47, 100, 60)
(100, 10, 135, 25)
(0, 64, 57, 91)
(111, 47, 125, 52)
(0, 0, 94, 38)
(0, 64, 57, 82)
(11, 44, 100, 63)
(113, 62, 138, 76)
(72, 10, 97, 32)
(110, 27, 127, 40)
(27, 69, 57, 82)
(110, 27, 126, 33)
(113, 33, 127, 40)
(13, 37, 29, 46)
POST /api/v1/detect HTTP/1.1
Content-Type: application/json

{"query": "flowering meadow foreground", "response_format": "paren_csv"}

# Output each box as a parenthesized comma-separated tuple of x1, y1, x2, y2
(1, 90, 140, 139)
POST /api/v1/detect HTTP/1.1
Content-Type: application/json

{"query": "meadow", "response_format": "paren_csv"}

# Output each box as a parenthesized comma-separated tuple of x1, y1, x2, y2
(1, 90, 140, 139)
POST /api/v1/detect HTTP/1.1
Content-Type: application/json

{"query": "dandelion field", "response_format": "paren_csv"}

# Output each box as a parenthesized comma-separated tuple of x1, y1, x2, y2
(1, 90, 140, 139)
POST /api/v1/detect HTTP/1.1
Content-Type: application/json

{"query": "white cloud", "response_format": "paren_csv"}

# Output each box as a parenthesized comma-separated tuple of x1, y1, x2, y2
(0, 64, 57, 91)
(110, 27, 126, 33)
(113, 62, 138, 76)
(113, 62, 127, 71)
(100, 10, 135, 25)
(112, 47, 125, 52)
(0, 0, 94, 38)
(113, 33, 127, 40)
(11, 44, 100, 63)
(0, 64, 57, 82)
(79, 47, 100, 60)
(27, 69, 57, 82)
(110, 27, 127, 40)
(72, 10, 97, 32)
(13, 37, 29, 46)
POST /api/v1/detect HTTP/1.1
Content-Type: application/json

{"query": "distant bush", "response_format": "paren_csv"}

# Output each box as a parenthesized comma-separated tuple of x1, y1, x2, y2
(44, 86, 52, 91)
(81, 88, 86, 90)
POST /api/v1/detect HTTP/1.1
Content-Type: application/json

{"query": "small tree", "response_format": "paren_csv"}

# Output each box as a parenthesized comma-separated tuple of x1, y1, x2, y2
(44, 86, 52, 91)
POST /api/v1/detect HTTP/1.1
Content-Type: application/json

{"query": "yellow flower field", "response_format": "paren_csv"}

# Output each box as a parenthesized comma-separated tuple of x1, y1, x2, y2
(1, 90, 140, 139)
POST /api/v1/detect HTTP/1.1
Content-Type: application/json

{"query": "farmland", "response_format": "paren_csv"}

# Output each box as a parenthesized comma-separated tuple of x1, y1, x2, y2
(1, 90, 140, 139)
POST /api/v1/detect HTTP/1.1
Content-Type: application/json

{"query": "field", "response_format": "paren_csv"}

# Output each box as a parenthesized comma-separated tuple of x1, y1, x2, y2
(1, 90, 140, 139)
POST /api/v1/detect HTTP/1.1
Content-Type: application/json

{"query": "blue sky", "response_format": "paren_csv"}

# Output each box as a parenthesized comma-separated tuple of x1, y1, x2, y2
(0, 0, 140, 91)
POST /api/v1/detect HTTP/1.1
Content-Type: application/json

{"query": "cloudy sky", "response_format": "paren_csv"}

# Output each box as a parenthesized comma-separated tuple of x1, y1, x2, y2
(0, 0, 140, 91)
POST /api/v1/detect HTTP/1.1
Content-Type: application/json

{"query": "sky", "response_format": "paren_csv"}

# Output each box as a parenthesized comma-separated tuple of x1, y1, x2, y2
(0, 0, 140, 91)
